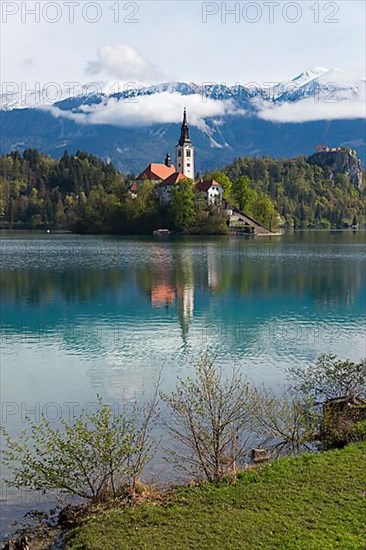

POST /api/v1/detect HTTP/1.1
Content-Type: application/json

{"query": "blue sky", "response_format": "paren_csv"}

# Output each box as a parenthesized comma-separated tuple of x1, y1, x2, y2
(2, 0, 365, 87)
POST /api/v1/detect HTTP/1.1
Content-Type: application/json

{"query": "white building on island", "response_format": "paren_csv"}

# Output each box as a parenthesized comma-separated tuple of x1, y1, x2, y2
(196, 179, 223, 205)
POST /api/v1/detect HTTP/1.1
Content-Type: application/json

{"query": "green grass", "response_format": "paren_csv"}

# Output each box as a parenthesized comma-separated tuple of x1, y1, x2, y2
(66, 443, 366, 550)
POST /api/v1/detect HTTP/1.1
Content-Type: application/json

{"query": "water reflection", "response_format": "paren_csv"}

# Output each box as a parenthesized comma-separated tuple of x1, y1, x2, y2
(1, 234, 364, 394)
(2, 240, 365, 298)
(1, 236, 365, 320)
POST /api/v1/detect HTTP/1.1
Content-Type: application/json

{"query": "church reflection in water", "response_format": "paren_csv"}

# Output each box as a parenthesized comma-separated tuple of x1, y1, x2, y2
(148, 246, 195, 341)
(1, 236, 365, 348)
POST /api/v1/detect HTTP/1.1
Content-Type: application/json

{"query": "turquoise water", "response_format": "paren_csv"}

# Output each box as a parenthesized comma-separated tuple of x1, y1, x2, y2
(1, 231, 365, 534)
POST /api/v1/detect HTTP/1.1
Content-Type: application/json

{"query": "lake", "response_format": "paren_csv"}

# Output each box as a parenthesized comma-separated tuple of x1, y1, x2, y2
(1, 231, 365, 536)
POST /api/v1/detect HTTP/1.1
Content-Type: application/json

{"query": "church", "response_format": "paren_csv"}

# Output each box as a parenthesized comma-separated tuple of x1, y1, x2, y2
(134, 109, 223, 206)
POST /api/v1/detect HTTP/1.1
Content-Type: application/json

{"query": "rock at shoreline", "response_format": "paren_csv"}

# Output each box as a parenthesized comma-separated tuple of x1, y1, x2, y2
(251, 448, 270, 463)
(2, 536, 29, 550)
(322, 395, 366, 448)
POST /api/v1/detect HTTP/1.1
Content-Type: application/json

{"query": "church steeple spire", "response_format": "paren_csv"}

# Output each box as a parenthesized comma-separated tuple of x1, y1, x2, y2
(178, 108, 191, 146)
(176, 108, 194, 179)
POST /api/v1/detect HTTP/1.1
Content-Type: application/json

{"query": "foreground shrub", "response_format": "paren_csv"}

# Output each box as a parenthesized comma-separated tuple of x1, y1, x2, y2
(3, 354, 365, 503)
(288, 354, 366, 403)
(161, 356, 253, 483)
(249, 386, 318, 456)
(289, 354, 366, 449)
(1, 395, 158, 501)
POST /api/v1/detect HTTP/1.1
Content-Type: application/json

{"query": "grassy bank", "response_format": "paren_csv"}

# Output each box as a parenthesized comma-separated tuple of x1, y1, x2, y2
(66, 443, 366, 550)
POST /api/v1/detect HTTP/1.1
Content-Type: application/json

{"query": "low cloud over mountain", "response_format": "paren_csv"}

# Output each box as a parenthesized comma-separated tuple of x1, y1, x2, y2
(1, 68, 365, 172)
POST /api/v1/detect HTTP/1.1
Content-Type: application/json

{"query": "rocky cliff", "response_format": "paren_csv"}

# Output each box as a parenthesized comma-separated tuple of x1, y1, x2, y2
(307, 148, 363, 188)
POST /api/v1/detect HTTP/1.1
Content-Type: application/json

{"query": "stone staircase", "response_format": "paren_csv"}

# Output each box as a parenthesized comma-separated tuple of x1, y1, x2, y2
(226, 204, 275, 236)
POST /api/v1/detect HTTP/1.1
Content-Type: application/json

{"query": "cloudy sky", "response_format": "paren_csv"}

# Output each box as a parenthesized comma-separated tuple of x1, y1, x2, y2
(2, 0, 365, 86)
(1, 1, 365, 124)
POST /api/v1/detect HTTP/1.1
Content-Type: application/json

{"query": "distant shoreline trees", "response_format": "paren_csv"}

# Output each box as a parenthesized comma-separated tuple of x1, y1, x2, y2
(0, 149, 364, 234)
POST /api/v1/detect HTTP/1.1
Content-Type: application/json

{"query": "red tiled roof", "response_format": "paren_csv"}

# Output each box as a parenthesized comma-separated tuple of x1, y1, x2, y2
(151, 283, 176, 307)
(130, 182, 138, 192)
(196, 179, 221, 192)
(137, 163, 176, 181)
(161, 172, 187, 186)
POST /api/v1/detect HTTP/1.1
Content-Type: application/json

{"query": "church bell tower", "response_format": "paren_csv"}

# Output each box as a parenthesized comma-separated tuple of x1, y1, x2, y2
(176, 108, 194, 179)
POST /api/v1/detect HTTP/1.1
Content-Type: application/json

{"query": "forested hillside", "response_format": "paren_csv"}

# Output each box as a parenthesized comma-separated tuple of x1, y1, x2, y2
(0, 149, 364, 233)
(0, 150, 127, 230)
(221, 155, 365, 228)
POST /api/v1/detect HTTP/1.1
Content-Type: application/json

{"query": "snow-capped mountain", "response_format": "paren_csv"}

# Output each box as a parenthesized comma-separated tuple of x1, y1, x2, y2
(2, 67, 363, 111)
(274, 68, 365, 103)
(1, 68, 365, 171)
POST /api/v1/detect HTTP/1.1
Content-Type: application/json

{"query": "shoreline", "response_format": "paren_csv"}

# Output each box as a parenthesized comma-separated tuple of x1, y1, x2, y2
(0, 227, 364, 237)
(3, 443, 365, 549)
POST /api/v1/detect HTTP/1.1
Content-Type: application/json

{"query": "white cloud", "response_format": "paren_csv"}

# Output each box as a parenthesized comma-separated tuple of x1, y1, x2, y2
(41, 91, 245, 129)
(260, 69, 366, 122)
(40, 104, 86, 123)
(38, 67, 365, 127)
(86, 44, 165, 83)
(258, 95, 366, 123)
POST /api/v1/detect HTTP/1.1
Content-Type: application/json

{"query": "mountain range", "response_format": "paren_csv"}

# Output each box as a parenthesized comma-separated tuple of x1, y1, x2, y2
(1, 68, 365, 173)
